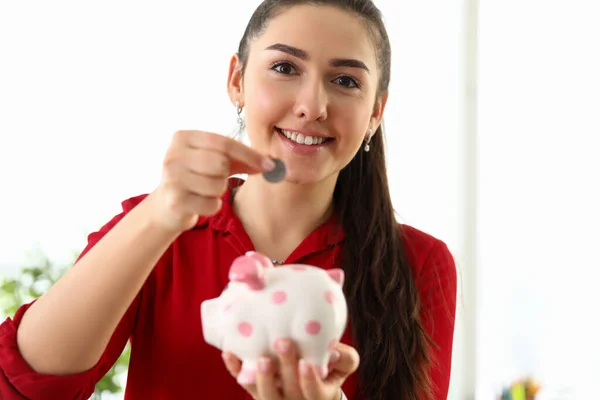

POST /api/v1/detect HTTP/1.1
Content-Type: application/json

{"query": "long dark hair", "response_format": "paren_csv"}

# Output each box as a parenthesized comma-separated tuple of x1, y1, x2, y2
(237, 1, 434, 399)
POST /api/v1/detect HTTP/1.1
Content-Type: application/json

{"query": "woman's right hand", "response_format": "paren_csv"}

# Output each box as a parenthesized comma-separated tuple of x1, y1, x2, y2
(149, 130, 275, 233)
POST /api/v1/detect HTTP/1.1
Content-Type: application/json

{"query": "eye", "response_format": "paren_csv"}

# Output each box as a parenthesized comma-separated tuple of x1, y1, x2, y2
(271, 62, 297, 75)
(333, 75, 360, 89)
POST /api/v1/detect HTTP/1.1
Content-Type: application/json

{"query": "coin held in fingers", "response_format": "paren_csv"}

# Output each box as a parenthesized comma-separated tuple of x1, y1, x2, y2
(262, 158, 286, 183)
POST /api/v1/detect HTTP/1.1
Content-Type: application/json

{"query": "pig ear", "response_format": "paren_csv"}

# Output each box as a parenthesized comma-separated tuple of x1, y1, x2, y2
(244, 251, 274, 268)
(229, 255, 266, 291)
(327, 269, 344, 287)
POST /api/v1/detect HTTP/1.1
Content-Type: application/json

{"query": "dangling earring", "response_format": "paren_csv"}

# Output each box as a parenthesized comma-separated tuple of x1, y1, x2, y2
(364, 128, 372, 152)
(233, 101, 245, 140)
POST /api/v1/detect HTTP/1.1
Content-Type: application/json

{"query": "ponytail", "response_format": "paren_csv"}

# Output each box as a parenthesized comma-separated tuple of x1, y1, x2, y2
(334, 124, 434, 399)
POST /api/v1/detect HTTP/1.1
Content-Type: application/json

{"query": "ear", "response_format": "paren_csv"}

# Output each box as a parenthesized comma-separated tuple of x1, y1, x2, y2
(229, 255, 266, 291)
(227, 53, 244, 107)
(326, 269, 345, 287)
(244, 251, 274, 269)
(368, 91, 389, 135)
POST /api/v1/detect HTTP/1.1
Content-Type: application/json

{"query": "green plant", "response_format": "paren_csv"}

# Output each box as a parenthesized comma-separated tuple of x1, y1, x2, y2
(0, 246, 131, 399)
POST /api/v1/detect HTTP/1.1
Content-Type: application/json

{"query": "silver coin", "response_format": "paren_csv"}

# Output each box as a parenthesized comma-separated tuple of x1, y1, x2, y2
(262, 158, 286, 183)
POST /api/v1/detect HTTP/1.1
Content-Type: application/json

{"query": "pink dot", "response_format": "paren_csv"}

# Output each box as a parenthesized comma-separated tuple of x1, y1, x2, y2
(305, 320, 321, 335)
(328, 339, 338, 352)
(238, 322, 253, 337)
(272, 290, 287, 304)
(292, 266, 306, 271)
(324, 291, 335, 304)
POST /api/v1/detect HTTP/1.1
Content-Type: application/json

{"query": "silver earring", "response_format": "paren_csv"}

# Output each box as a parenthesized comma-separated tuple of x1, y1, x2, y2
(364, 128, 372, 152)
(233, 101, 245, 140)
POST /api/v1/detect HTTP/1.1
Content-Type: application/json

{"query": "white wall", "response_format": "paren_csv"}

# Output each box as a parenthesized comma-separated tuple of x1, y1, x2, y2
(477, 1, 600, 399)
(0, 0, 469, 398)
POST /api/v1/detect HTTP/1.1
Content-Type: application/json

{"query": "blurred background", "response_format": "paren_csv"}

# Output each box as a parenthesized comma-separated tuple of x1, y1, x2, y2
(1, 0, 598, 399)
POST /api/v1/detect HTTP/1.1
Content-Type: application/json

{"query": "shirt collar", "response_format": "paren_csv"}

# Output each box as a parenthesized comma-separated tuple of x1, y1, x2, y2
(194, 177, 344, 250)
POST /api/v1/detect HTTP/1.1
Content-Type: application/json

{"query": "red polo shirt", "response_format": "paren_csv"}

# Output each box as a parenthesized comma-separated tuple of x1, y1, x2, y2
(0, 178, 457, 399)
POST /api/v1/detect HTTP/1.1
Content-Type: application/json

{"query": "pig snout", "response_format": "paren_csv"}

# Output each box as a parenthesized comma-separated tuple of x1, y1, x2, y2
(200, 299, 221, 349)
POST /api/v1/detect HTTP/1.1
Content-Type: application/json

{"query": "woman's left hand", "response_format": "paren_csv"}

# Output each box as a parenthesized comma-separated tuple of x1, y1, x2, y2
(222, 339, 359, 400)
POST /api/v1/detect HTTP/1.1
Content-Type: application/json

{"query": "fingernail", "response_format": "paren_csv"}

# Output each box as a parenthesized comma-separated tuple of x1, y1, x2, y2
(330, 350, 341, 363)
(262, 157, 276, 171)
(299, 359, 310, 376)
(259, 357, 271, 373)
(276, 339, 290, 354)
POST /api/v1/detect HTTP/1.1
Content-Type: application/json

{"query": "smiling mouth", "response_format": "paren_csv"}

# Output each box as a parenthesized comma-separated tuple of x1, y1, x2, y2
(275, 127, 333, 146)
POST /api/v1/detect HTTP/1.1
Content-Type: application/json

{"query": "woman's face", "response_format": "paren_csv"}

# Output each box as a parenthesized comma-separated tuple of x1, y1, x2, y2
(228, 4, 387, 184)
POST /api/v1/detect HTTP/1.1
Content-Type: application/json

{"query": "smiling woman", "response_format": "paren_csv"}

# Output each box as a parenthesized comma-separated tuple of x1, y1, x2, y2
(0, 1, 456, 400)
(267, 42, 361, 153)
(233, 5, 379, 185)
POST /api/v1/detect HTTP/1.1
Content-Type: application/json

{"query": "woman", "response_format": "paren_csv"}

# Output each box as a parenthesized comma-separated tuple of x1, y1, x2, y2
(0, 0, 457, 399)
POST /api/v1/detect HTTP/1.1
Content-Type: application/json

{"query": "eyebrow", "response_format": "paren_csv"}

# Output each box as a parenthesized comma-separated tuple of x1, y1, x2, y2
(265, 43, 370, 73)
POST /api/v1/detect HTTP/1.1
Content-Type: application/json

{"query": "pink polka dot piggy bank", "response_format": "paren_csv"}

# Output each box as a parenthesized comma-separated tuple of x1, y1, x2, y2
(200, 251, 348, 385)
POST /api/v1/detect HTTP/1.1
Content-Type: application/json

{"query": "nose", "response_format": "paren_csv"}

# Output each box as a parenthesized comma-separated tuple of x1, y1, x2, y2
(292, 77, 328, 122)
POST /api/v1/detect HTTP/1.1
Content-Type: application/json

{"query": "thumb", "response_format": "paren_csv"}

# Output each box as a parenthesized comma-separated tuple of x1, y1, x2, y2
(229, 159, 264, 176)
(324, 344, 360, 384)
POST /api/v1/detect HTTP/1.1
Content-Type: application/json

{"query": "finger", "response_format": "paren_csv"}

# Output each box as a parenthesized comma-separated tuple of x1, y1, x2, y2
(326, 349, 341, 372)
(182, 148, 231, 178)
(164, 147, 230, 179)
(222, 352, 242, 379)
(168, 169, 228, 198)
(180, 130, 275, 174)
(274, 338, 302, 398)
(256, 357, 282, 400)
(228, 159, 265, 177)
(298, 359, 328, 400)
(222, 353, 260, 399)
(324, 344, 359, 384)
(328, 344, 359, 374)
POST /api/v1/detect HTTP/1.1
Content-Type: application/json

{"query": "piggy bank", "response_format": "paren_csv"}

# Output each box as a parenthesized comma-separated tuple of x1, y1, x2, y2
(201, 251, 348, 385)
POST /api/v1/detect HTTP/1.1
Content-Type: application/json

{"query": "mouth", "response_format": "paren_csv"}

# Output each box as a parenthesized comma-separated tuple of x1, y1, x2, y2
(275, 127, 334, 147)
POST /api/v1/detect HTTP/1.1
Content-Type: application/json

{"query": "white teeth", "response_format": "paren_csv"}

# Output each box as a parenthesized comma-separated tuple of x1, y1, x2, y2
(280, 129, 326, 146)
